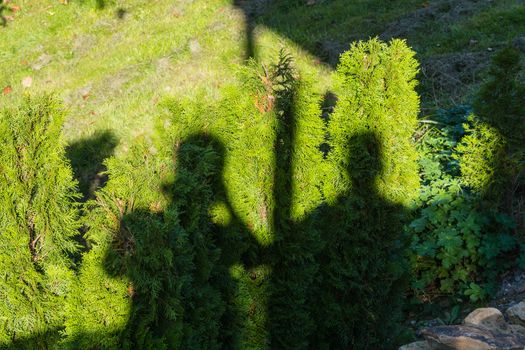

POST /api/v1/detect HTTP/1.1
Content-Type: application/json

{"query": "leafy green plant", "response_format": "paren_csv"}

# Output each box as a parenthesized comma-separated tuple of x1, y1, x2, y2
(409, 107, 519, 302)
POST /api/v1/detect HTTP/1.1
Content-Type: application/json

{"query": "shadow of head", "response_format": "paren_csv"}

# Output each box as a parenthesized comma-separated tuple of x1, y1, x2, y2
(66, 130, 118, 200)
(164, 133, 226, 197)
(346, 131, 384, 193)
(103, 133, 227, 277)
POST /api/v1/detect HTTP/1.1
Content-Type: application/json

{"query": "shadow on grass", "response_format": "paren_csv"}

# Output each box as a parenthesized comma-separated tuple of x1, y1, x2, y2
(232, 0, 411, 67)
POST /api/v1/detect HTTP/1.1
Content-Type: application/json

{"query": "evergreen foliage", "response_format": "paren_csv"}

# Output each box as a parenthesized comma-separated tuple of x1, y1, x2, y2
(455, 116, 506, 197)
(315, 38, 420, 348)
(3, 39, 420, 349)
(473, 47, 525, 149)
(463, 47, 525, 219)
(0, 96, 80, 348)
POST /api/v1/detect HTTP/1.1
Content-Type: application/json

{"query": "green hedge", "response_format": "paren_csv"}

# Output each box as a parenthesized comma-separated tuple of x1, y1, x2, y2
(315, 38, 420, 348)
(0, 96, 80, 348)
(64, 39, 419, 349)
(1, 39, 420, 349)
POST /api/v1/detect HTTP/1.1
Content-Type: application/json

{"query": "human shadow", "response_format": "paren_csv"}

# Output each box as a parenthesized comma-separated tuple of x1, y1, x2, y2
(311, 132, 408, 348)
(261, 80, 408, 348)
(66, 130, 118, 202)
(99, 75, 409, 349)
(103, 133, 261, 349)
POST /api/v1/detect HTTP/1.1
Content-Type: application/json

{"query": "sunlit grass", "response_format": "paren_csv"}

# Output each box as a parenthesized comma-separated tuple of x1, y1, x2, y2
(1, 0, 523, 154)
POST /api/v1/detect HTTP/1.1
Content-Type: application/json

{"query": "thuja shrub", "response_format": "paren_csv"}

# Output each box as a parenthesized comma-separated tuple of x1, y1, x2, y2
(62, 141, 165, 349)
(0, 96, 79, 348)
(473, 47, 525, 150)
(65, 135, 231, 349)
(63, 51, 325, 349)
(461, 47, 525, 216)
(316, 38, 420, 349)
(64, 40, 420, 349)
(159, 53, 327, 349)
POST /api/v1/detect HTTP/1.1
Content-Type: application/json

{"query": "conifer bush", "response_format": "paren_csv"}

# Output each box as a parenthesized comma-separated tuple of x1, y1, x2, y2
(461, 47, 525, 217)
(0, 96, 80, 348)
(316, 38, 420, 349)
(62, 39, 420, 349)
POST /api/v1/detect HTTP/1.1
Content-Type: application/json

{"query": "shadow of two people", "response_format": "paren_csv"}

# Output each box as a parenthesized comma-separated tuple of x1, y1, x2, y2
(106, 128, 406, 348)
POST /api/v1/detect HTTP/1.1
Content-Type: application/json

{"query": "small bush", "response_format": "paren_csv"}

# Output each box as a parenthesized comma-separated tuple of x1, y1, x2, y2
(466, 47, 525, 220)
(0, 96, 80, 348)
(65, 39, 420, 349)
(409, 107, 519, 302)
(315, 38, 420, 349)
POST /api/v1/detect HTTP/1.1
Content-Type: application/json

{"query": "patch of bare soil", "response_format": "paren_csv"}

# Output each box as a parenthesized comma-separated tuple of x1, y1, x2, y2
(419, 51, 492, 105)
(491, 269, 525, 311)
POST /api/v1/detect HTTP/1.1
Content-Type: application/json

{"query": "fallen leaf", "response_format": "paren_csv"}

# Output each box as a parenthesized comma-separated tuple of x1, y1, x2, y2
(3, 86, 12, 95)
(79, 86, 91, 101)
(21, 76, 33, 88)
(10, 5, 21, 12)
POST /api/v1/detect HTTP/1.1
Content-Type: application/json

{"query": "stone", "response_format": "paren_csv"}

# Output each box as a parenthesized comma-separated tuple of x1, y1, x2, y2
(189, 39, 201, 55)
(399, 341, 432, 350)
(421, 325, 525, 350)
(31, 53, 52, 71)
(509, 324, 525, 337)
(464, 308, 508, 333)
(21, 76, 33, 88)
(507, 302, 525, 327)
(512, 37, 525, 53)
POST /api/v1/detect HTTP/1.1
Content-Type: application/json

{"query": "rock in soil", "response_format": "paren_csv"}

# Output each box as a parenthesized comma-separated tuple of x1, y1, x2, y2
(399, 341, 432, 350)
(507, 302, 525, 327)
(464, 308, 509, 333)
(421, 324, 525, 350)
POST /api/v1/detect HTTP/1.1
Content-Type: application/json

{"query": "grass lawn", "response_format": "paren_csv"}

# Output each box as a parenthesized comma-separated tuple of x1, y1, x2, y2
(1, 0, 524, 154)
